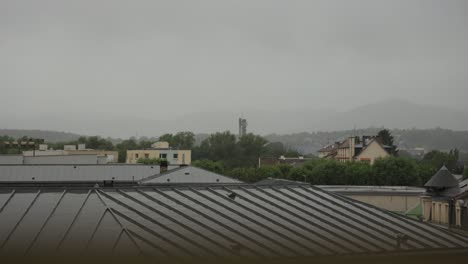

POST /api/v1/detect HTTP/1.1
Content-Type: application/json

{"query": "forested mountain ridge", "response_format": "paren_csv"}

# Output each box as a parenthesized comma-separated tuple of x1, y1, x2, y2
(0, 129, 81, 143)
(2, 128, 468, 155)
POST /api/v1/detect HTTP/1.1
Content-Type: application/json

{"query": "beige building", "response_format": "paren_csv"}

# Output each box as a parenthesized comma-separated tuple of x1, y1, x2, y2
(420, 166, 468, 230)
(126, 141, 191, 165)
(319, 185, 424, 213)
(319, 136, 394, 164)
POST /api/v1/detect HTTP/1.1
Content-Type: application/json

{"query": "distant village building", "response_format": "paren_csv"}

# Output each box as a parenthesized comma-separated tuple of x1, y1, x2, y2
(318, 135, 395, 164)
(126, 141, 191, 165)
(22, 143, 119, 163)
(0, 143, 118, 165)
(2, 140, 38, 150)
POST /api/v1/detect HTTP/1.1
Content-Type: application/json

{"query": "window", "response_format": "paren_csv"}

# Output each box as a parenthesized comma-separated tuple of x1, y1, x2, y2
(173, 153, 178, 159)
(160, 153, 167, 159)
(144, 153, 149, 158)
(135, 153, 139, 159)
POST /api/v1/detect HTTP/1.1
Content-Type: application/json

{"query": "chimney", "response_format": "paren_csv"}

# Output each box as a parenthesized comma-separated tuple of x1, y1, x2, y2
(362, 136, 368, 147)
(160, 159, 168, 173)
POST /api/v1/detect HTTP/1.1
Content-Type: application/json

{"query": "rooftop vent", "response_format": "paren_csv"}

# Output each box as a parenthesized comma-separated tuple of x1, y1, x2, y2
(103, 180, 114, 187)
(228, 192, 237, 200)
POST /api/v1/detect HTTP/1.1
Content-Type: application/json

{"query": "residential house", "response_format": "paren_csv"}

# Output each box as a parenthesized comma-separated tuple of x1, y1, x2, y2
(126, 141, 191, 165)
(318, 136, 395, 164)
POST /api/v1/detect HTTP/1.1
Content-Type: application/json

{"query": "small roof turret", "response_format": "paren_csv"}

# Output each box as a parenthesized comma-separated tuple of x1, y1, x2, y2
(424, 165, 459, 189)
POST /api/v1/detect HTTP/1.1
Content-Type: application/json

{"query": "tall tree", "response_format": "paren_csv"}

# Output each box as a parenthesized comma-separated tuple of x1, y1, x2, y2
(237, 133, 268, 167)
(172, 132, 195, 149)
(377, 129, 394, 146)
(423, 149, 459, 172)
(158, 132, 195, 149)
(158, 134, 174, 144)
(373, 156, 420, 186)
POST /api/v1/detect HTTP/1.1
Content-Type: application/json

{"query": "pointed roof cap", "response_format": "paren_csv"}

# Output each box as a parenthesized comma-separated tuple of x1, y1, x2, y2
(424, 165, 459, 188)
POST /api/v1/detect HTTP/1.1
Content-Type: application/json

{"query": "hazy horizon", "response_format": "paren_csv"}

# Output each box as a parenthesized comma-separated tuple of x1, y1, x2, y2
(2, 0, 468, 136)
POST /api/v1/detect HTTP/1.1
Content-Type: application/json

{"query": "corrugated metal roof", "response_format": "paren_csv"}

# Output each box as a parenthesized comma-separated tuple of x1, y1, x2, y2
(318, 185, 425, 196)
(140, 166, 242, 184)
(0, 165, 177, 182)
(0, 184, 467, 259)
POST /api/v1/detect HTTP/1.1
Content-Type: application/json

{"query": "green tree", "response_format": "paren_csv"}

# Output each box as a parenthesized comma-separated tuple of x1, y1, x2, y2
(172, 132, 195, 149)
(344, 162, 372, 185)
(137, 158, 161, 165)
(158, 134, 174, 144)
(84, 136, 115, 150)
(373, 157, 420, 186)
(264, 142, 286, 157)
(309, 159, 346, 185)
(226, 167, 257, 182)
(302, 159, 321, 171)
(138, 140, 153, 149)
(192, 159, 225, 174)
(237, 133, 268, 167)
(377, 129, 394, 146)
(196, 131, 238, 164)
(0, 135, 16, 154)
(158, 132, 195, 149)
(417, 162, 438, 185)
(284, 149, 302, 157)
(277, 164, 293, 178)
(116, 138, 139, 163)
(256, 166, 283, 180)
(287, 167, 311, 182)
(422, 149, 459, 172)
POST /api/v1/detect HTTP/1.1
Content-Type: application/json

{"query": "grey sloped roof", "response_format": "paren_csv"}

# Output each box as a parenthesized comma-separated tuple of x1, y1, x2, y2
(255, 177, 308, 186)
(140, 166, 242, 184)
(0, 184, 468, 259)
(424, 166, 459, 188)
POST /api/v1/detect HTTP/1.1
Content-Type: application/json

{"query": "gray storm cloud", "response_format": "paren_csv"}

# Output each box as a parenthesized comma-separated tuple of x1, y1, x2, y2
(1, 0, 468, 136)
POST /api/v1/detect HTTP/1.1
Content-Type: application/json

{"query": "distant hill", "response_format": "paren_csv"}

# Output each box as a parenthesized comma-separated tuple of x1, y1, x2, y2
(1, 99, 467, 137)
(0, 129, 81, 143)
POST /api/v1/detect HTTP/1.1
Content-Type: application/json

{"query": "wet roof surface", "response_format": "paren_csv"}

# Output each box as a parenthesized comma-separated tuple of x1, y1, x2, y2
(140, 166, 242, 184)
(0, 184, 467, 258)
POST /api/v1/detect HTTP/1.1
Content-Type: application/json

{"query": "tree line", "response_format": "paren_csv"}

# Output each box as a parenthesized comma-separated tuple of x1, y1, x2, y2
(194, 153, 461, 186)
(2, 129, 465, 185)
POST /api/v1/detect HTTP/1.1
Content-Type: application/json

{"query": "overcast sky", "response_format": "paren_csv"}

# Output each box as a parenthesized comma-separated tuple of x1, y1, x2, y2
(2, 0, 468, 122)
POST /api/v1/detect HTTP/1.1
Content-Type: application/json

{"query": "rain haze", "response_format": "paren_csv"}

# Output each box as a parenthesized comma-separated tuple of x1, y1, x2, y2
(1, 0, 468, 137)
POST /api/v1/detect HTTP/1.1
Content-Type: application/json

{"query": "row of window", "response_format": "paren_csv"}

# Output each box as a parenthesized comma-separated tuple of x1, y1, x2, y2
(134, 153, 178, 159)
